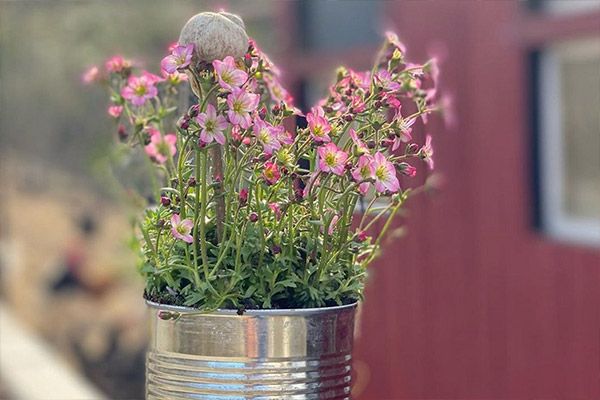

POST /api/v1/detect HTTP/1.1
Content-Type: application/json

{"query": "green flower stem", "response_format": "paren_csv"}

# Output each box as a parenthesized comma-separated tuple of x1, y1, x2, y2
(255, 185, 267, 269)
(199, 150, 210, 279)
(365, 198, 404, 265)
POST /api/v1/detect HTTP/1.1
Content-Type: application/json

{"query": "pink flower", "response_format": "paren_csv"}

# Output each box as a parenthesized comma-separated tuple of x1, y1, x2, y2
(376, 70, 401, 91)
(167, 42, 179, 52)
(254, 119, 282, 155)
(83, 66, 99, 84)
(420, 135, 434, 169)
(392, 117, 416, 151)
(227, 88, 259, 129)
(317, 143, 348, 176)
(122, 74, 158, 106)
(320, 213, 339, 236)
(370, 152, 400, 193)
(350, 95, 366, 113)
(351, 155, 374, 195)
(213, 56, 248, 90)
(263, 161, 280, 185)
(108, 105, 123, 118)
(277, 129, 294, 146)
(349, 129, 368, 154)
(269, 203, 282, 220)
(263, 74, 295, 106)
(161, 44, 194, 74)
(170, 214, 193, 243)
(106, 56, 129, 73)
(386, 32, 406, 54)
(307, 106, 331, 143)
(303, 172, 321, 198)
(162, 70, 188, 84)
(384, 93, 402, 116)
(141, 70, 164, 84)
(196, 105, 228, 145)
(145, 128, 177, 164)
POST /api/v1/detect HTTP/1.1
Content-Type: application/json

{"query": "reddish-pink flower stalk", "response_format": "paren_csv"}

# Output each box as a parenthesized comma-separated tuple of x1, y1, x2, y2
(170, 214, 193, 243)
(351, 154, 374, 195)
(263, 161, 280, 184)
(253, 119, 281, 155)
(145, 128, 177, 164)
(122, 73, 158, 106)
(317, 143, 348, 176)
(213, 56, 248, 90)
(161, 44, 193, 74)
(307, 106, 331, 143)
(370, 152, 400, 193)
(227, 88, 259, 129)
(196, 104, 228, 145)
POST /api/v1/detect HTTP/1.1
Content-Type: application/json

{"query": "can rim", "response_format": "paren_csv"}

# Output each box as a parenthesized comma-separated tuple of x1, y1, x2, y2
(146, 300, 358, 316)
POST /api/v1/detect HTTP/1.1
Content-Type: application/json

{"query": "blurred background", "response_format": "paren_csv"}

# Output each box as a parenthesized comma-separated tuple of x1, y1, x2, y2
(0, 1, 599, 399)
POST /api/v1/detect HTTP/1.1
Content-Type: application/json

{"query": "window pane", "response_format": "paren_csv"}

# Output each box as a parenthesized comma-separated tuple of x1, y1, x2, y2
(539, 37, 600, 245)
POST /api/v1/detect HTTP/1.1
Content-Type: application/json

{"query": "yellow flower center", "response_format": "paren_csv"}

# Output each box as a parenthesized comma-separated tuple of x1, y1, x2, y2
(325, 153, 337, 167)
(233, 100, 243, 114)
(135, 85, 147, 96)
(176, 225, 188, 235)
(375, 166, 386, 180)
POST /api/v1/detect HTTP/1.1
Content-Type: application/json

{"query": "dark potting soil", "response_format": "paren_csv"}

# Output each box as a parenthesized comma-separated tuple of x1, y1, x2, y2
(143, 290, 358, 312)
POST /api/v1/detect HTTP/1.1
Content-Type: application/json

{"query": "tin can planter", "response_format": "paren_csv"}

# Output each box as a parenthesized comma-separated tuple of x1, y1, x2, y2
(146, 301, 357, 399)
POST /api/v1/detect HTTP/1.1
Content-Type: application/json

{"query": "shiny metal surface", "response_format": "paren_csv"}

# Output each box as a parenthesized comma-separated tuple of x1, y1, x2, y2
(146, 301, 357, 399)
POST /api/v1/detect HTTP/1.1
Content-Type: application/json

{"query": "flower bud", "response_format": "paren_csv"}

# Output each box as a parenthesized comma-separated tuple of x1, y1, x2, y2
(272, 104, 280, 115)
(157, 218, 166, 228)
(238, 189, 248, 206)
(406, 143, 419, 155)
(258, 107, 267, 120)
(188, 177, 196, 187)
(178, 11, 249, 66)
(188, 104, 200, 118)
(374, 100, 382, 109)
(357, 230, 367, 242)
(381, 139, 393, 148)
(367, 140, 376, 149)
(117, 124, 128, 141)
(398, 162, 417, 177)
(272, 245, 281, 255)
(161, 197, 171, 207)
(179, 116, 190, 130)
(244, 53, 253, 69)
(197, 138, 207, 148)
(249, 212, 258, 222)
(344, 114, 354, 122)
(157, 310, 180, 320)
(324, 106, 334, 114)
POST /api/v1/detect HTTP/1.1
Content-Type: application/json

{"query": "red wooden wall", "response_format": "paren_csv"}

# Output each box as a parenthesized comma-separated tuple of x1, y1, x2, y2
(273, 1, 600, 398)
(351, 2, 600, 399)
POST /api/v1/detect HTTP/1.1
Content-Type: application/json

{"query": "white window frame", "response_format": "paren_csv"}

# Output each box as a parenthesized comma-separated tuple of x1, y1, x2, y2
(539, 39, 600, 246)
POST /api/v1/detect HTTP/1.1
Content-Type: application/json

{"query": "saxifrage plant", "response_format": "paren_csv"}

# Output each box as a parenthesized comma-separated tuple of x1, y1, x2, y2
(86, 11, 441, 312)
